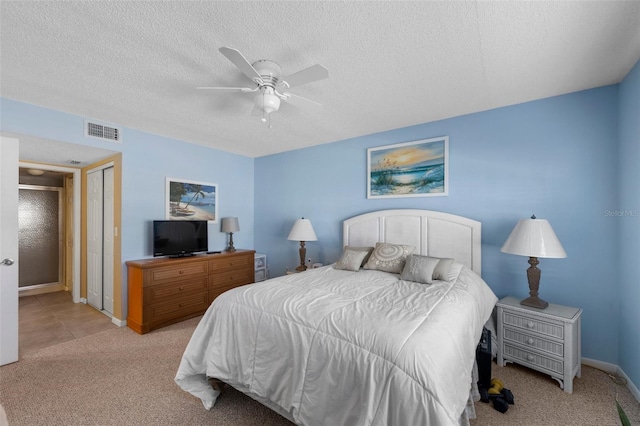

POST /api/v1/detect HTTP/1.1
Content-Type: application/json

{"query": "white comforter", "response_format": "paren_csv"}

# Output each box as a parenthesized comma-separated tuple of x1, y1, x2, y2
(175, 263, 497, 426)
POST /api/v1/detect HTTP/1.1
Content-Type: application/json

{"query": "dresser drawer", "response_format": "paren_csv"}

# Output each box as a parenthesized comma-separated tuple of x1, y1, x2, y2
(143, 277, 208, 304)
(503, 326, 564, 357)
(209, 254, 253, 272)
(503, 311, 564, 340)
(147, 262, 208, 284)
(503, 343, 564, 375)
(208, 282, 248, 304)
(146, 291, 209, 322)
(209, 268, 253, 288)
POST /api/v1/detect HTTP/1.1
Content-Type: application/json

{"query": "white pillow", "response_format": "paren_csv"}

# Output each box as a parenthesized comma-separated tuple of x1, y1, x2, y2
(363, 242, 414, 274)
(433, 257, 454, 281)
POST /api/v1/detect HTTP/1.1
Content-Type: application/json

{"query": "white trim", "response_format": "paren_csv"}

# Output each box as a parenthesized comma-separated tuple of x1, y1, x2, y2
(581, 357, 617, 374)
(19, 162, 81, 304)
(111, 317, 126, 327)
(582, 357, 640, 403)
(618, 365, 640, 403)
(80, 297, 87, 304)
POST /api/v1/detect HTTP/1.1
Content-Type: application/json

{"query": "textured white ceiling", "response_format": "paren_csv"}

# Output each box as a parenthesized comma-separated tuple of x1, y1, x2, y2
(1, 1, 639, 162)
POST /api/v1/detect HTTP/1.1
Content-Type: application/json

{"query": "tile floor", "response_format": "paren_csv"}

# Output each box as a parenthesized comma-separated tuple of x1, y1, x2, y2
(18, 291, 115, 358)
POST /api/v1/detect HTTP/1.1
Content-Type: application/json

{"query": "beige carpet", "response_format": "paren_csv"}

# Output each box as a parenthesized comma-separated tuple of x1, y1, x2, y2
(0, 317, 638, 426)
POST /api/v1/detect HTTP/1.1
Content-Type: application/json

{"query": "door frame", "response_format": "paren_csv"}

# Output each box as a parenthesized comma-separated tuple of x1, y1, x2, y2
(82, 155, 123, 325)
(19, 162, 82, 303)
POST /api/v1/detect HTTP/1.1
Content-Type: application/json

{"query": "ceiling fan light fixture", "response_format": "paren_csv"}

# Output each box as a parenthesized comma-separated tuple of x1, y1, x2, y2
(256, 89, 281, 114)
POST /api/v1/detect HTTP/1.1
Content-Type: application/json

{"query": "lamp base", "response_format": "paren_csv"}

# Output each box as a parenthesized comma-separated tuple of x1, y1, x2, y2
(520, 296, 549, 309)
(296, 241, 307, 271)
(226, 232, 236, 252)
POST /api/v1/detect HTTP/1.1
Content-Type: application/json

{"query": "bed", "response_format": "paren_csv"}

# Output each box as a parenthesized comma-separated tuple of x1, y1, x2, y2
(175, 209, 498, 425)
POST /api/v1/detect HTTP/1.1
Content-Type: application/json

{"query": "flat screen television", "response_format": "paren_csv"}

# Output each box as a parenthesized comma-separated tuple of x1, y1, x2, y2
(153, 220, 208, 257)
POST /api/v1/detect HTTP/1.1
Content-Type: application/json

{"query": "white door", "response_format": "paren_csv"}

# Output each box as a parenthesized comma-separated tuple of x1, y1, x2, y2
(102, 167, 114, 314)
(86, 166, 114, 313)
(0, 136, 19, 365)
(87, 169, 104, 309)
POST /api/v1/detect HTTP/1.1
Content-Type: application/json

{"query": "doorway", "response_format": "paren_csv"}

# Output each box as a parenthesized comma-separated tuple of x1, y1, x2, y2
(18, 172, 67, 296)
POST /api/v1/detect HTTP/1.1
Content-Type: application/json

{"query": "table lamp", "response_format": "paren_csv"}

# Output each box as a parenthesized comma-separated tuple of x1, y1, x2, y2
(287, 217, 317, 271)
(501, 215, 566, 309)
(221, 217, 239, 252)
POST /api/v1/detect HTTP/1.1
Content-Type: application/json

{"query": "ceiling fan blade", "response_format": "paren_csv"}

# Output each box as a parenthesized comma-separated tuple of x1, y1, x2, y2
(280, 64, 328, 89)
(250, 104, 263, 117)
(196, 86, 257, 93)
(219, 47, 263, 83)
(282, 92, 323, 111)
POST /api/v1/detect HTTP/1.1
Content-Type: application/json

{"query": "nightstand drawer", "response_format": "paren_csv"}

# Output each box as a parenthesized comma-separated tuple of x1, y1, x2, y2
(503, 343, 564, 375)
(503, 311, 564, 340)
(503, 327, 564, 357)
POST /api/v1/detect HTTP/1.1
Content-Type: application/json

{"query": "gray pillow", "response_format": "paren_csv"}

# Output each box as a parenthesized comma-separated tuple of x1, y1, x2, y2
(335, 247, 371, 271)
(400, 255, 441, 284)
(363, 242, 414, 274)
(343, 246, 374, 266)
(432, 257, 455, 281)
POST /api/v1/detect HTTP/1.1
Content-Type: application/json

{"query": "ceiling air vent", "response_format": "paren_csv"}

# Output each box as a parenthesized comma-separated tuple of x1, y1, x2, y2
(84, 119, 122, 143)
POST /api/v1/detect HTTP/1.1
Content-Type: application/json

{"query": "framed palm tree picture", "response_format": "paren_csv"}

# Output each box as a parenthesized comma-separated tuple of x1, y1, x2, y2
(165, 178, 218, 223)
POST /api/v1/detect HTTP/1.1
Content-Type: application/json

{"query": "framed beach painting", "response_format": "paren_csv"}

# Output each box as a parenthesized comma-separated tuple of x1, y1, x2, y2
(166, 178, 218, 223)
(367, 136, 449, 199)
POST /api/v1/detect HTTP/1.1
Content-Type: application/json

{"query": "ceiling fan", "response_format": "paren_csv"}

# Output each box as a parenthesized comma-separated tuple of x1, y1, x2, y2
(197, 47, 329, 125)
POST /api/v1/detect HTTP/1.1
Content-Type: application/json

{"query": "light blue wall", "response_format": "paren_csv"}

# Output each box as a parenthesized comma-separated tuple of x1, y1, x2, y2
(1, 98, 255, 315)
(618, 59, 640, 389)
(255, 86, 621, 364)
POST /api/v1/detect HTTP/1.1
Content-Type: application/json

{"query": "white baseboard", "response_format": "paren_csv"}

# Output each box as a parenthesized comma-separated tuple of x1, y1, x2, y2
(582, 357, 618, 374)
(582, 357, 640, 403)
(80, 297, 87, 304)
(617, 365, 640, 403)
(111, 317, 126, 327)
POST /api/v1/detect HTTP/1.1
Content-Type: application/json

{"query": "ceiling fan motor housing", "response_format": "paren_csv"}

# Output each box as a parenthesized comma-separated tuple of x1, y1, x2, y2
(252, 60, 282, 86)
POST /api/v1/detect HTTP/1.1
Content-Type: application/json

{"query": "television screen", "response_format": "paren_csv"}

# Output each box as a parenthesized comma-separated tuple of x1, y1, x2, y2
(153, 220, 208, 257)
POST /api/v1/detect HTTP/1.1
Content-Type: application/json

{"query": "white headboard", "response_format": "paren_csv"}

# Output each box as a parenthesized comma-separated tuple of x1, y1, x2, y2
(343, 209, 481, 275)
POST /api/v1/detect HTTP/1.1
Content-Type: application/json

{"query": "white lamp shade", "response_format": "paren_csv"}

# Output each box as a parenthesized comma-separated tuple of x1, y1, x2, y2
(221, 217, 240, 233)
(287, 218, 317, 242)
(501, 217, 566, 258)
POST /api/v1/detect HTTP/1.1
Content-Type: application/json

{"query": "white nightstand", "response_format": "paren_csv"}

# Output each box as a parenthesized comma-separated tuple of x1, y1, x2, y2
(497, 296, 582, 393)
(254, 253, 268, 282)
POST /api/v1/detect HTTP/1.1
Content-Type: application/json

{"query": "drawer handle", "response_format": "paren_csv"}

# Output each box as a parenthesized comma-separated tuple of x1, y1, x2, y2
(527, 354, 535, 362)
(527, 321, 535, 328)
(179, 286, 185, 291)
(527, 338, 534, 345)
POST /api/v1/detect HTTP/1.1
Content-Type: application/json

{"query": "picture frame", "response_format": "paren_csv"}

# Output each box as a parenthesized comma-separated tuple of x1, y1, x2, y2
(165, 177, 218, 223)
(367, 136, 448, 199)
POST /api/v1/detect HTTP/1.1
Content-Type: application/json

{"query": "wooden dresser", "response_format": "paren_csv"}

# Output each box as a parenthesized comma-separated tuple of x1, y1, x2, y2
(126, 249, 255, 334)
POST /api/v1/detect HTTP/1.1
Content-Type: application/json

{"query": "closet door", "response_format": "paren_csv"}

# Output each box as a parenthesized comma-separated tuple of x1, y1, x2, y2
(87, 170, 104, 310)
(86, 166, 115, 314)
(102, 167, 114, 314)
